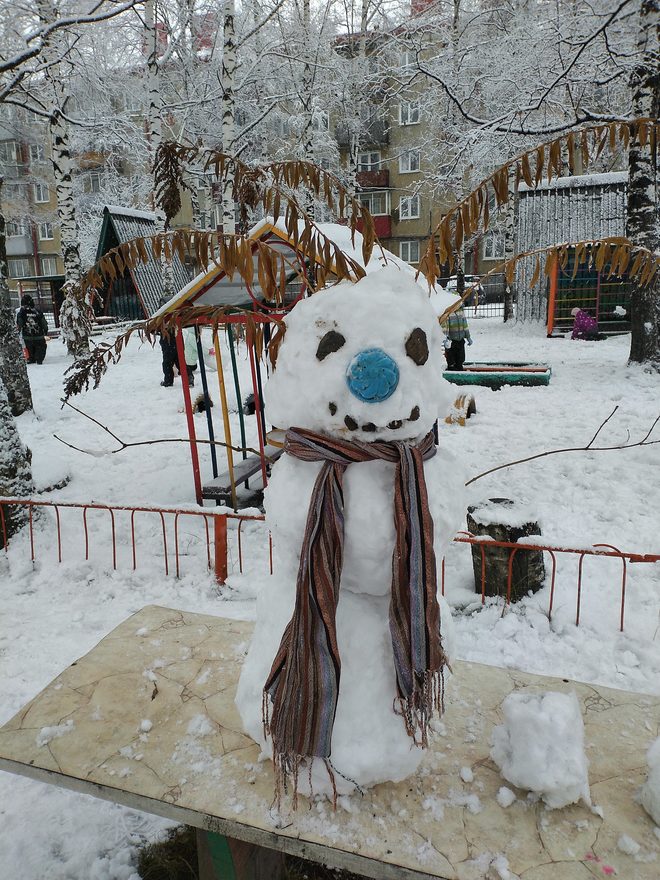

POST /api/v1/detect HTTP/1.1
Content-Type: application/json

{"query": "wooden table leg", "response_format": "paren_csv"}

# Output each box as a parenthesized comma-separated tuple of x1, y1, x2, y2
(197, 829, 286, 880)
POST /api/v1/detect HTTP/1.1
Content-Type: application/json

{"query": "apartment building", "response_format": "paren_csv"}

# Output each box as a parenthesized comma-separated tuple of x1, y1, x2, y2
(333, 39, 452, 271)
(1, 107, 65, 320)
(333, 10, 508, 279)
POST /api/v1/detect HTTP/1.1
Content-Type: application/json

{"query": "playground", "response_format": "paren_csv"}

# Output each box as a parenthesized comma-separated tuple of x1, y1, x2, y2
(1, 314, 659, 878)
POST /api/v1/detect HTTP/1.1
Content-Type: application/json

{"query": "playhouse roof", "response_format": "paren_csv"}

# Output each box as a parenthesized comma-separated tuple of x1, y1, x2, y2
(96, 206, 191, 317)
(152, 219, 418, 319)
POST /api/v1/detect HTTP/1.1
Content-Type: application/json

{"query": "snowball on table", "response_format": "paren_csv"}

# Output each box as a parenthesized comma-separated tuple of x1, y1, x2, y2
(490, 690, 590, 809)
(640, 736, 660, 825)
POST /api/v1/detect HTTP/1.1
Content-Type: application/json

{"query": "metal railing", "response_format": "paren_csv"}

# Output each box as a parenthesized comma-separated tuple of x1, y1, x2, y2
(2, 496, 658, 633)
(0, 497, 271, 585)
(449, 533, 660, 633)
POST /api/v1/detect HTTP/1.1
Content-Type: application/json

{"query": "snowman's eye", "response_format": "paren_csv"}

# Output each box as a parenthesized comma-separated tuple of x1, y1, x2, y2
(316, 330, 346, 361)
(405, 328, 428, 365)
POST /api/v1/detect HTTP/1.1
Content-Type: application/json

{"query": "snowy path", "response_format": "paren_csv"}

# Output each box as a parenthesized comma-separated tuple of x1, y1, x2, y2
(1, 321, 659, 878)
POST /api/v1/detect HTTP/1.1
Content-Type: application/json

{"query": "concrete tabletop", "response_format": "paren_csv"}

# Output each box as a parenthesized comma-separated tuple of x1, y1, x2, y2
(1, 604, 658, 879)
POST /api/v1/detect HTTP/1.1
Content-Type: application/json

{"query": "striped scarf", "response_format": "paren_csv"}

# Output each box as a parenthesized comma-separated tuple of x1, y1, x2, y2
(263, 427, 448, 805)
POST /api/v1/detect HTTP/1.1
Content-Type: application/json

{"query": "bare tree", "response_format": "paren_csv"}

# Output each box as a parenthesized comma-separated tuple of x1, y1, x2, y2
(0, 0, 141, 498)
(401, 0, 657, 366)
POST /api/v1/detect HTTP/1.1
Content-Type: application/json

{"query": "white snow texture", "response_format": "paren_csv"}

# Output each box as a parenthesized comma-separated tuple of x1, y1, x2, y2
(490, 690, 591, 809)
(640, 736, 660, 825)
(235, 267, 464, 796)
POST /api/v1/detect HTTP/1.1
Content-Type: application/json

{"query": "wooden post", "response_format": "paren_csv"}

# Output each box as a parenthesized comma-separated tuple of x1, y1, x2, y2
(177, 326, 203, 505)
(247, 334, 268, 490)
(214, 514, 228, 585)
(197, 830, 285, 880)
(213, 327, 237, 509)
(546, 259, 559, 336)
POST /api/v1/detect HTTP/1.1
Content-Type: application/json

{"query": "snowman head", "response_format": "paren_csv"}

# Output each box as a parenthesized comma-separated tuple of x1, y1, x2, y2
(265, 267, 452, 441)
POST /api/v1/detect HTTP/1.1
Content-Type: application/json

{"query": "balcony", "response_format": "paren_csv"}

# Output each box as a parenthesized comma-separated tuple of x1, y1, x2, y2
(6, 234, 32, 256)
(335, 117, 390, 148)
(356, 169, 389, 188)
(357, 214, 391, 239)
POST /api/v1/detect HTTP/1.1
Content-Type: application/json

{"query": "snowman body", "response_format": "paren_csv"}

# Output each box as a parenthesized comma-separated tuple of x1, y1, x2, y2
(235, 268, 465, 796)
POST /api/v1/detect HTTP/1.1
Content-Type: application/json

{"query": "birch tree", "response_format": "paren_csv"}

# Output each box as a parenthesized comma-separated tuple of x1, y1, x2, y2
(221, 0, 237, 234)
(0, 181, 32, 415)
(627, 0, 659, 368)
(34, 0, 93, 355)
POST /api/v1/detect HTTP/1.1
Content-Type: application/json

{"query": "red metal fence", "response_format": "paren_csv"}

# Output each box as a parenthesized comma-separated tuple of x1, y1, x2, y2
(2, 497, 659, 633)
(0, 497, 271, 585)
(450, 532, 660, 633)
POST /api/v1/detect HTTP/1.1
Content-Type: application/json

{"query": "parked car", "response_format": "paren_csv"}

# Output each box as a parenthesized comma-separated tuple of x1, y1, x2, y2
(438, 274, 484, 306)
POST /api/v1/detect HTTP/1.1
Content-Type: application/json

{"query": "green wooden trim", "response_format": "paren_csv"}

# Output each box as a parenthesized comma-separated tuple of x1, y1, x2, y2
(95, 207, 116, 262)
(207, 831, 237, 880)
(443, 362, 552, 388)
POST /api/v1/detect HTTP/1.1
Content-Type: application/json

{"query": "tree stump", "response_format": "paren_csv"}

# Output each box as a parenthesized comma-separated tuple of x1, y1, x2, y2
(466, 498, 545, 603)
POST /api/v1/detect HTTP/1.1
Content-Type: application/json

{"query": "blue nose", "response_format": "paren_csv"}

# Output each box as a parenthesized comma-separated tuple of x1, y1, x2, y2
(345, 348, 399, 403)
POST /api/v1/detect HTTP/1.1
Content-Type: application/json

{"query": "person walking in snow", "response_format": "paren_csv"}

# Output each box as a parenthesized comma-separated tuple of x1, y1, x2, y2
(159, 329, 179, 387)
(441, 305, 472, 370)
(16, 294, 49, 364)
(182, 326, 198, 387)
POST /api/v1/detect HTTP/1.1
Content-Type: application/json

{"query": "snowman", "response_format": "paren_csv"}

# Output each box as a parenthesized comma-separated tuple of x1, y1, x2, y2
(236, 266, 465, 801)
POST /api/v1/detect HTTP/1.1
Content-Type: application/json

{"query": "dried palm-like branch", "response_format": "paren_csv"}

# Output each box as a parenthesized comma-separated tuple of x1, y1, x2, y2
(435, 237, 659, 324)
(154, 144, 378, 268)
(78, 225, 367, 308)
(62, 303, 284, 402)
(418, 118, 660, 282)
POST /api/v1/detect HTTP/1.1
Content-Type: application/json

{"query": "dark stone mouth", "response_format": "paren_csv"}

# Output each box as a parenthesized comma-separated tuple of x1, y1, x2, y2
(330, 403, 421, 433)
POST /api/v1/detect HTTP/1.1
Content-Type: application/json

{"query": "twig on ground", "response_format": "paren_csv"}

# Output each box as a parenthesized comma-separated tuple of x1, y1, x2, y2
(467, 407, 660, 486)
(54, 400, 271, 460)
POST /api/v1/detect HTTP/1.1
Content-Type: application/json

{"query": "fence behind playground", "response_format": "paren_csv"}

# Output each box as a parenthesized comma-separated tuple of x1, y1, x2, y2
(1, 496, 659, 634)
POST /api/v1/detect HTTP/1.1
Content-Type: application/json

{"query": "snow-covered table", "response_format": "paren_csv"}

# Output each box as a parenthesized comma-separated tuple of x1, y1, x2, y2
(0, 605, 658, 880)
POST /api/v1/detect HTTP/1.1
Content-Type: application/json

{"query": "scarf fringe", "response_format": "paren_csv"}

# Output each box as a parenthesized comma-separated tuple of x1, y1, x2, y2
(264, 693, 340, 811)
(395, 666, 447, 748)
(269, 750, 339, 812)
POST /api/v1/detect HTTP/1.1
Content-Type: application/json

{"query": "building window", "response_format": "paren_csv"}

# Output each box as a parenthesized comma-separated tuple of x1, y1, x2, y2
(33, 183, 49, 203)
(83, 171, 103, 193)
(4, 182, 27, 201)
(400, 240, 420, 263)
(400, 50, 416, 71)
(399, 194, 420, 220)
(357, 151, 381, 171)
(399, 101, 420, 126)
(40, 256, 59, 276)
(38, 222, 54, 240)
(8, 257, 34, 278)
(0, 140, 19, 163)
(482, 230, 506, 260)
(399, 150, 420, 173)
(358, 190, 389, 216)
(29, 144, 45, 162)
(6, 220, 29, 237)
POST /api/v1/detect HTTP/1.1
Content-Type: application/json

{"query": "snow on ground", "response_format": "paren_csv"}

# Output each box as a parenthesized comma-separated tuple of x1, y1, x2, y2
(1, 318, 659, 878)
